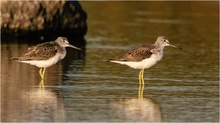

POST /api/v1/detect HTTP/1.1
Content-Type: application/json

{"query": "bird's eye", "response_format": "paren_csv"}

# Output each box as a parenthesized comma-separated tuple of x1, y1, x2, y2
(163, 39, 166, 42)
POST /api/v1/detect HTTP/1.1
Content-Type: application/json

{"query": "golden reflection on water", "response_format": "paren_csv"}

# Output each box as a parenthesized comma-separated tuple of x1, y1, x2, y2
(21, 87, 65, 122)
(3, 86, 66, 122)
(111, 85, 162, 122)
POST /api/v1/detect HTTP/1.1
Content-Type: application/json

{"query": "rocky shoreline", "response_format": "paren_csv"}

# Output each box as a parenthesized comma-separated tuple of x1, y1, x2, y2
(1, 1, 87, 44)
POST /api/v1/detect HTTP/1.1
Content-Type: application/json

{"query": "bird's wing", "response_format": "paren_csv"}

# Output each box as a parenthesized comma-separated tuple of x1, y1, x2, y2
(109, 44, 155, 62)
(18, 42, 59, 61)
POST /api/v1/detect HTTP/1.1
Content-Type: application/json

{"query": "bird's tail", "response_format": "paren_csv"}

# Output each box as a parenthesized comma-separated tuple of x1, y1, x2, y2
(10, 57, 18, 61)
(107, 59, 114, 62)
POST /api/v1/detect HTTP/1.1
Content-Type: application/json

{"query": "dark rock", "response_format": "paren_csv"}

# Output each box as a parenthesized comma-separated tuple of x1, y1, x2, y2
(1, 1, 87, 44)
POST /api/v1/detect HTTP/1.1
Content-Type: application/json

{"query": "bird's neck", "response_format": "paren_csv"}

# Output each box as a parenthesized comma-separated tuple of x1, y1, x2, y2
(58, 47, 67, 60)
(154, 43, 165, 50)
(153, 44, 165, 56)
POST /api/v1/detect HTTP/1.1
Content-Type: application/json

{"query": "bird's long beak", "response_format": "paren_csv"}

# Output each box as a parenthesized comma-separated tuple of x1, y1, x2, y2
(169, 44, 183, 50)
(68, 44, 81, 50)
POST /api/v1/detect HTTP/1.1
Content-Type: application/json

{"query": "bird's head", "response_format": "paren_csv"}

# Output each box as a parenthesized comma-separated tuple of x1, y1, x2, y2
(155, 36, 182, 50)
(56, 37, 81, 50)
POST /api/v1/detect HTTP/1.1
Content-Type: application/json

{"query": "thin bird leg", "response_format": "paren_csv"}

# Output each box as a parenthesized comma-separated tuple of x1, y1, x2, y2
(39, 68, 43, 79)
(138, 85, 144, 100)
(141, 69, 145, 85)
(41, 67, 46, 80)
(39, 79, 45, 90)
(140, 84, 144, 99)
(138, 85, 141, 99)
(138, 70, 143, 84)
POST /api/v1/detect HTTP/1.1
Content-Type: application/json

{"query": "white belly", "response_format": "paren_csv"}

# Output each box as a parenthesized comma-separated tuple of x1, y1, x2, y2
(19, 52, 66, 68)
(111, 54, 163, 69)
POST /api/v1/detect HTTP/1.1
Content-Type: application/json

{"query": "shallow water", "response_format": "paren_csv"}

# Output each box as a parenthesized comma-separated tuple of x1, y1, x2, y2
(1, 1, 219, 122)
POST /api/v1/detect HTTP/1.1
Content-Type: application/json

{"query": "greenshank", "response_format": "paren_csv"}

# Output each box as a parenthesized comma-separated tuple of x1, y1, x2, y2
(108, 36, 181, 85)
(11, 37, 81, 80)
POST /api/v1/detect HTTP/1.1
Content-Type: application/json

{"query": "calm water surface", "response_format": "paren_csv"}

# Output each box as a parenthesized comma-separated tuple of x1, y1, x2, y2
(1, 1, 219, 122)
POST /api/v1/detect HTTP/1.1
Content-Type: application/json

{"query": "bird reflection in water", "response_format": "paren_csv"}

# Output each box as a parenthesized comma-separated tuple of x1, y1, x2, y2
(15, 87, 66, 122)
(111, 85, 162, 122)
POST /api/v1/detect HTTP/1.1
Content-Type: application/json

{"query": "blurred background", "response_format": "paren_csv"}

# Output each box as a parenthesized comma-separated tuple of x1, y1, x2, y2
(1, 1, 219, 122)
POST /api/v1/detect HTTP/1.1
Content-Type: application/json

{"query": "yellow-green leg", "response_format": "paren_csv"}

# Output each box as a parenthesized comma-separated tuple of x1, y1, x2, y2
(138, 85, 144, 100)
(42, 67, 46, 80)
(138, 69, 145, 85)
(138, 70, 143, 85)
(39, 68, 43, 78)
(39, 79, 45, 89)
(141, 69, 145, 85)
(39, 67, 46, 80)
